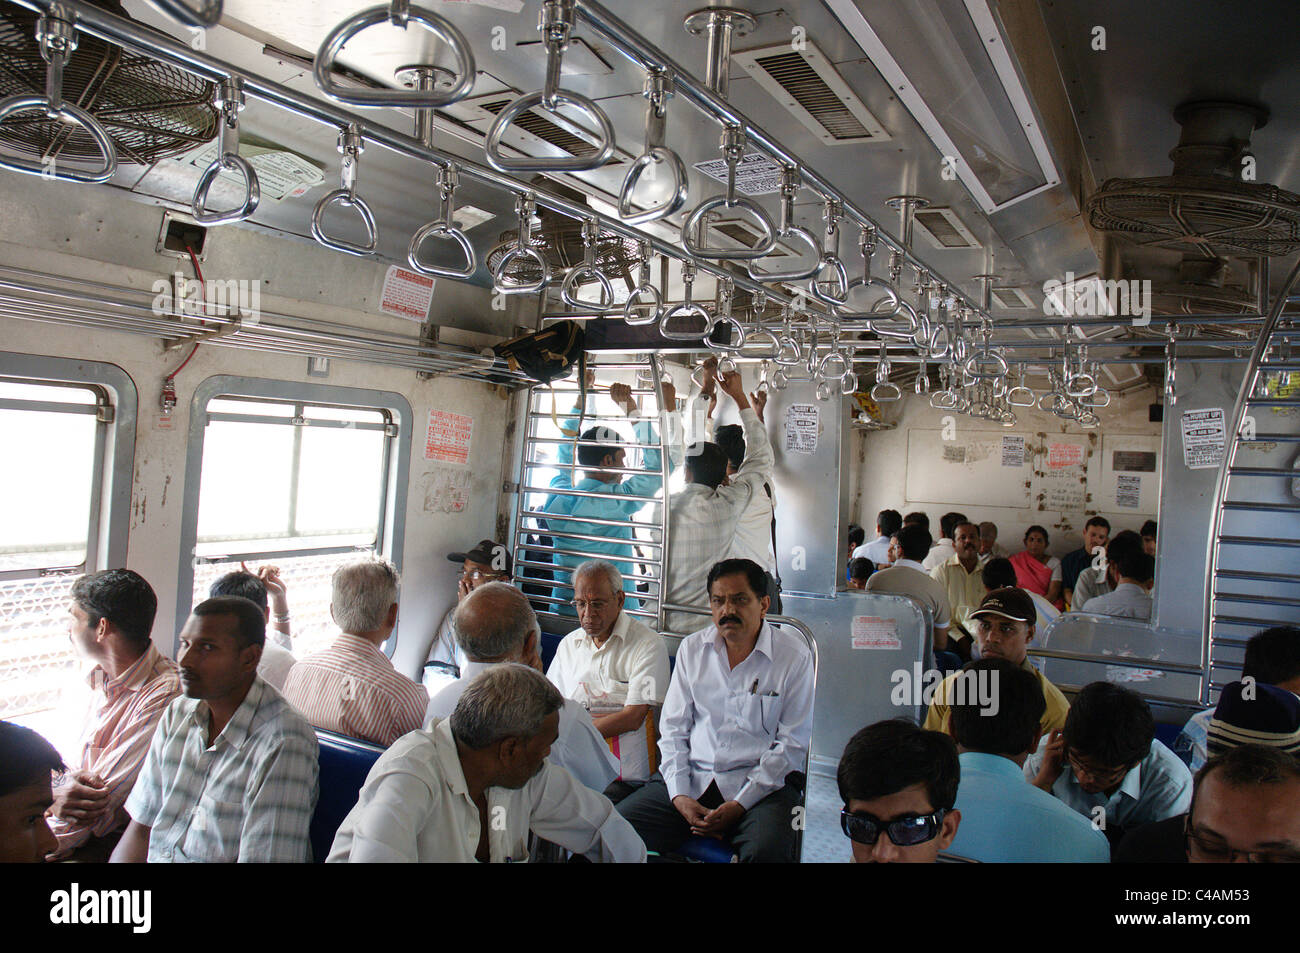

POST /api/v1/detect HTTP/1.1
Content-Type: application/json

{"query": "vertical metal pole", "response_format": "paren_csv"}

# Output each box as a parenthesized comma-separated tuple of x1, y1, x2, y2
(650, 353, 669, 634)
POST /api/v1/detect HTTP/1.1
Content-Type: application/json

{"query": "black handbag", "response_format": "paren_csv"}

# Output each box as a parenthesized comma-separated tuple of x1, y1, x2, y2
(494, 319, 588, 436)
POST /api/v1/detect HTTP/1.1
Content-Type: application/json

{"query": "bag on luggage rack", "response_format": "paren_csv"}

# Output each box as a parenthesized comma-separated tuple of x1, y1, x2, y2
(493, 319, 588, 436)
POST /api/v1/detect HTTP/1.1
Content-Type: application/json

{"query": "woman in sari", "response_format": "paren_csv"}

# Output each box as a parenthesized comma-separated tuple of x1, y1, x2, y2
(1010, 525, 1064, 609)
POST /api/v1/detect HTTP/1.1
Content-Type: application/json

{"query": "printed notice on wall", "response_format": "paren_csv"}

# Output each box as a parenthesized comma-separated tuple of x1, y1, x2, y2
(1181, 408, 1226, 469)
(851, 616, 900, 650)
(1116, 474, 1141, 509)
(943, 444, 966, 463)
(692, 153, 784, 195)
(1048, 442, 1085, 469)
(380, 265, 435, 322)
(1001, 435, 1025, 467)
(785, 403, 819, 454)
(425, 409, 473, 464)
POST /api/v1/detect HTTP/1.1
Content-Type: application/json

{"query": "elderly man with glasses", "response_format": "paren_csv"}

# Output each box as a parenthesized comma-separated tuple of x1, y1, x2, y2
(547, 560, 670, 803)
(425, 540, 514, 681)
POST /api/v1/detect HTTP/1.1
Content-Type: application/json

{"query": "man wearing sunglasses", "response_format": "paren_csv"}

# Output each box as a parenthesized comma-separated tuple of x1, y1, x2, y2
(836, 720, 961, 863)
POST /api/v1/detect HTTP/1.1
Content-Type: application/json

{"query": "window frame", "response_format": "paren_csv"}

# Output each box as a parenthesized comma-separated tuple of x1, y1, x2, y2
(176, 376, 412, 650)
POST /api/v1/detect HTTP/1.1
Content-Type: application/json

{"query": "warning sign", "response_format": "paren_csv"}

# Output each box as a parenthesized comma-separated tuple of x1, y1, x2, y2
(425, 409, 473, 464)
(851, 616, 900, 650)
(784, 403, 819, 454)
(380, 265, 435, 323)
(1048, 442, 1085, 469)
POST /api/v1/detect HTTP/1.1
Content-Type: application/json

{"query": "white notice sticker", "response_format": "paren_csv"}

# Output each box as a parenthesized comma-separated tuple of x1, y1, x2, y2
(1116, 474, 1141, 509)
(425, 409, 473, 464)
(380, 266, 435, 323)
(784, 403, 819, 454)
(852, 616, 900, 650)
(1001, 434, 1025, 467)
(1181, 407, 1226, 469)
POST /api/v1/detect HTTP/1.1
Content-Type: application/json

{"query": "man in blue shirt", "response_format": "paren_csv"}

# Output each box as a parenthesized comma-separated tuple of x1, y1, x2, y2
(1026, 681, 1192, 843)
(946, 659, 1110, 862)
(543, 373, 674, 615)
(1062, 516, 1109, 607)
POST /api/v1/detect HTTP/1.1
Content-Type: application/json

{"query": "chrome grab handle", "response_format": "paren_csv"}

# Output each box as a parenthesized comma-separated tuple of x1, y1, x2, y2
(408, 164, 477, 279)
(680, 126, 775, 260)
(618, 71, 688, 224)
(493, 192, 550, 295)
(963, 350, 1008, 380)
(311, 124, 377, 256)
(314, 1, 475, 107)
(192, 78, 259, 225)
(915, 363, 930, 395)
(871, 340, 901, 401)
(659, 259, 714, 339)
(740, 327, 781, 360)
(842, 225, 899, 317)
(148, 0, 222, 28)
(808, 198, 849, 306)
(623, 241, 662, 326)
(748, 167, 820, 281)
(772, 306, 802, 366)
(0, 11, 117, 184)
(871, 300, 920, 340)
(704, 279, 746, 354)
(485, 0, 615, 173)
(561, 218, 615, 311)
(1006, 367, 1037, 407)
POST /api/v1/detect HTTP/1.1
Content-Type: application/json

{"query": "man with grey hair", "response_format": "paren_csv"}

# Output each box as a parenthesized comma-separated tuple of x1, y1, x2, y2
(329, 664, 646, 862)
(282, 558, 427, 747)
(426, 582, 618, 793)
(548, 560, 670, 802)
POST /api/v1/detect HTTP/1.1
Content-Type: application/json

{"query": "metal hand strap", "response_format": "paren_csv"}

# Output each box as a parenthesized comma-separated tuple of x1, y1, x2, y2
(868, 250, 919, 339)
(618, 71, 688, 224)
(809, 198, 849, 306)
(623, 241, 662, 326)
(738, 290, 780, 359)
(915, 361, 931, 395)
(929, 363, 958, 409)
(748, 166, 819, 281)
(314, 1, 475, 107)
(486, 0, 615, 172)
(191, 77, 259, 225)
(1080, 361, 1111, 407)
(1064, 343, 1097, 398)
(660, 259, 713, 339)
(924, 288, 954, 359)
(870, 339, 901, 401)
(561, 218, 615, 310)
(147, 0, 222, 28)
(772, 304, 802, 366)
(408, 164, 477, 279)
(0, 9, 117, 183)
(963, 320, 1009, 380)
(817, 338, 857, 397)
(911, 271, 934, 353)
(681, 126, 775, 260)
(1006, 365, 1036, 407)
(1165, 325, 1178, 406)
(311, 124, 378, 256)
(704, 277, 746, 362)
(494, 192, 550, 295)
(841, 224, 899, 320)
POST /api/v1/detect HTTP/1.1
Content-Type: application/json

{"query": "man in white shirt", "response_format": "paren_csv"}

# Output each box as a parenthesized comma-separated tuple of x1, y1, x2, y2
(1081, 550, 1154, 621)
(548, 560, 670, 801)
(425, 540, 512, 683)
(866, 524, 954, 654)
(426, 582, 617, 794)
(616, 558, 815, 862)
(663, 370, 774, 635)
(853, 509, 902, 569)
(328, 663, 646, 863)
(922, 512, 966, 571)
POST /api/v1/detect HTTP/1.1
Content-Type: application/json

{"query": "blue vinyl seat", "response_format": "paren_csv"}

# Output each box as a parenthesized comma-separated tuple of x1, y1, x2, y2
(309, 728, 385, 863)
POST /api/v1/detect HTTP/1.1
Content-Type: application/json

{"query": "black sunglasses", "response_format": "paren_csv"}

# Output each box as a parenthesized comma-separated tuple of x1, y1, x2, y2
(840, 808, 948, 848)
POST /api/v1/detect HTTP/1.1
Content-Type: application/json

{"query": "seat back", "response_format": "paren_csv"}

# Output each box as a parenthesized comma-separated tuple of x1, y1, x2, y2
(310, 728, 385, 862)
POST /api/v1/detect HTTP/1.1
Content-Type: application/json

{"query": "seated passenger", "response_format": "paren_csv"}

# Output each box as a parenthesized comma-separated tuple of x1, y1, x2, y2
(922, 511, 966, 571)
(980, 557, 1058, 638)
(847, 558, 873, 590)
(1080, 550, 1154, 621)
(846, 523, 865, 576)
(946, 659, 1109, 863)
(1062, 516, 1109, 607)
(282, 558, 427, 747)
(923, 588, 1069, 735)
(1010, 524, 1063, 609)
(426, 540, 512, 680)
(1026, 681, 1191, 842)
(328, 664, 646, 863)
(1140, 519, 1158, 557)
(903, 511, 930, 532)
(836, 720, 961, 863)
(208, 570, 296, 691)
(0, 721, 65, 863)
(1206, 680, 1300, 761)
(111, 597, 319, 863)
(46, 570, 180, 861)
(663, 370, 773, 634)
(427, 582, 617, 793)
(1176, 625, 1300, 771)
(1069, 529, 1143, 610)
(929, 521, 987, 659)
(854, 509, 902, 570)
(547, 560, 670, 801)
(867, 524, 954, 655)
(616, 559, 814, 863)
(1117, 743, 1300, 864)
(978, 521, 1006, 560)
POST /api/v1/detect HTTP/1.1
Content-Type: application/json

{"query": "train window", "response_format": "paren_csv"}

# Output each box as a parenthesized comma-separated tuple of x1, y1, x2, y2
(0, 356, 136, 732)
(180, 379, 412, 658)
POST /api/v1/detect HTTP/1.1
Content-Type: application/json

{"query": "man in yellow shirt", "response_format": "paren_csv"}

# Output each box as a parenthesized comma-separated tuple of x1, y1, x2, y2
(929, 521, 986, 659)
(923, 588, 1069, 735)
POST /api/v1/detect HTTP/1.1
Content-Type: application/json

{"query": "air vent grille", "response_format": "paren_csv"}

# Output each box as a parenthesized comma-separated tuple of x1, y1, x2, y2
(991, 287, 1034, 310)
(752, 51, 870, 140)
(479, 98, 597, 159)
(914, 208, 979, 249)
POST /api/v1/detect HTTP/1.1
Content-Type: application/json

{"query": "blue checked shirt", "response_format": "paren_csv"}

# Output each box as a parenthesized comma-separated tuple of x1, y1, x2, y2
(125, 677, 319, 862)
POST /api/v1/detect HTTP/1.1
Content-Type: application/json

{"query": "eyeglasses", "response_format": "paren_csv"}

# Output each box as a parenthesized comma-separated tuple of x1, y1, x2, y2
(1066, 750, 1129, 786)
(461, 570, 508, 583)
(840, 808, 948, 848)
(571, 599, 611, 612)
(1184, 825, 1300, 864)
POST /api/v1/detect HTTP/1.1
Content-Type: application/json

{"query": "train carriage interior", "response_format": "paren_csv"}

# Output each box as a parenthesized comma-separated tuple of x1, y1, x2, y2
(1, 0, 1298, 865)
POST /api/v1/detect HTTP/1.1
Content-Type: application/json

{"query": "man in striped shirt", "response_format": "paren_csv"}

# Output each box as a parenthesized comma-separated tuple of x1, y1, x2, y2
(47, 570, 180, 861)
(283, 558, 428, 747)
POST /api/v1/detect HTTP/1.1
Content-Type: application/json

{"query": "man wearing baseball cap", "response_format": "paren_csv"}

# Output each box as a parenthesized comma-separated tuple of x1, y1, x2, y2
(425, 540, 512, 681)
(923, 587, 1069, 736)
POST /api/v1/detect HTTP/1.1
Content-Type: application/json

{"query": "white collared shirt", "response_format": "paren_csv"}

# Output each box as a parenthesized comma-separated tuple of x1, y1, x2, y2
(425, 660, 618, 793)
(547, 611, 671, 781)
(922, 538, 956, 571)
(326, 719, 646, 863)
(852, 536, 891, 566)
(660, 621, 814, 810)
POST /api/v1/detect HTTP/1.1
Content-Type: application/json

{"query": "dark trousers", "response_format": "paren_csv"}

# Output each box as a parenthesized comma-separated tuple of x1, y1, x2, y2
(615, 775, 803, 863)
